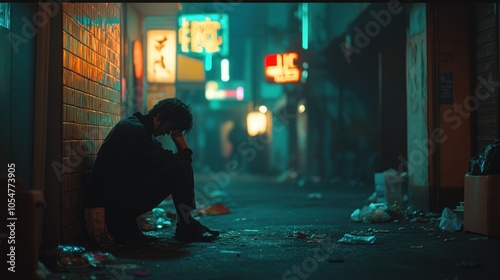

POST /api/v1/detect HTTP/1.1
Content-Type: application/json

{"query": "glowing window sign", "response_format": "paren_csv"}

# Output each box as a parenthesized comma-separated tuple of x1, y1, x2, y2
(178, 14, 229, 56)
(147, 30, 176, 83)
(264, 52, 301, 83)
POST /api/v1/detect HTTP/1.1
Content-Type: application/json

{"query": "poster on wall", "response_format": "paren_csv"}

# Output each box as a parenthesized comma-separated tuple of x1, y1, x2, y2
(147, 85, 176, 110)
(0, 3, 11, 29)
(439, 71, 454, 104)
(147, 30, 176, 83)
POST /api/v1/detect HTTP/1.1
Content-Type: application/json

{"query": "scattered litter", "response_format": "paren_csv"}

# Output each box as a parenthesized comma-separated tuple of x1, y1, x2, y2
(137, 208, 172, 231)
(197, 203, 231, 215)
(42, 245, 116, 271)
(367, 228, 389, 233)
(351, 203, 391, 223)
(295, 231, 308, 239)
(408, 210, 441, 224)
(306, 239, 323, 243)
(350, 209, 362, 222)
(439, 207, 462, 232)
(410, 217, 430, 223)
(410, 245, 423, 249)
(311, 234, 325, 239)
(82, 252, 115, 268)
(307, 192, 323, 199)
(349, 230, 374, 236)
(444, 237, 456, 242)
(469, 236, 488, 241)
(337, 233, 376, 244)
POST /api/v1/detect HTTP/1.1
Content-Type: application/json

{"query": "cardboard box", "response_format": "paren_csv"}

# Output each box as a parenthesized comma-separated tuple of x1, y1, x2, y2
(464, 174, 500, 237)
(374, 170, 403, 204)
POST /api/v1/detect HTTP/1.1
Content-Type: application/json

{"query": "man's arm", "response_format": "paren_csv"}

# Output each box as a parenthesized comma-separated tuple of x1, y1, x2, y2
(170, 130, 189, 151)
(170, 130, 193, 162)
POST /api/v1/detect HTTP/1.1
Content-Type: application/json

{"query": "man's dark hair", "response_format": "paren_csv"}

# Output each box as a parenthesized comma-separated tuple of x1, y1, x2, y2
(148, 98, 193, 133)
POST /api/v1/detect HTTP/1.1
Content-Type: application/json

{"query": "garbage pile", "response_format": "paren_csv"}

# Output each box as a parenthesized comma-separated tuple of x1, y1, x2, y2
(351, 168, 465, 232)
(350, 202, 405, 223)
(38, 245, 116, 278)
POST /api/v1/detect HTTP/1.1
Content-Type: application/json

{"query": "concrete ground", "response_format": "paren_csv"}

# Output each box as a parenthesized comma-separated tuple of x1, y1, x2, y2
(39, 172, 500, 280)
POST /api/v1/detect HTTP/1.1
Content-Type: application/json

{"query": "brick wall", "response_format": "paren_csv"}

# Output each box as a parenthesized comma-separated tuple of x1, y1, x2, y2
(61, 3, 121, 242)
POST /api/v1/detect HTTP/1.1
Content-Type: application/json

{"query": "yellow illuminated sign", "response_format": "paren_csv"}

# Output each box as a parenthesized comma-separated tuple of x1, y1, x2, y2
(264, 52, 301, 83)
(147, 30, 176, 83)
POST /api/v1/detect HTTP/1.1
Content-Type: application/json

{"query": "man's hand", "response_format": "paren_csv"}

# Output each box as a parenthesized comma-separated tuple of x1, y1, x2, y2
(174, 148, 193, 162)
(171, 130, 189, 150)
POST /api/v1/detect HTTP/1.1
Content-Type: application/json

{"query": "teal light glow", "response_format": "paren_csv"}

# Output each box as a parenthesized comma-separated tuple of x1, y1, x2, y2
(205, 54, 213, 71)
(221, 59, 230, 82)
(302, 3, 308, 50)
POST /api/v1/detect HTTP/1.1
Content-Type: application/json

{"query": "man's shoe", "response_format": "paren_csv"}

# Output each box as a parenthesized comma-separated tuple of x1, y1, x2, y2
(174, 219, 220, 242)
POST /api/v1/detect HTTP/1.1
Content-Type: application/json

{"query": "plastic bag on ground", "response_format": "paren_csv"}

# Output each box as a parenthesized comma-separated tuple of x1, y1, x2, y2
(350, 208, 362, 222)
(136, 208, 172, 231)
(439, 207, 462, 232)
(357, 203, 391, 223)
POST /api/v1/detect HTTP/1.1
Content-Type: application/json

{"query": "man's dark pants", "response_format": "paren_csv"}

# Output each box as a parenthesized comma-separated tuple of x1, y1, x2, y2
(99, 160, 196, 236)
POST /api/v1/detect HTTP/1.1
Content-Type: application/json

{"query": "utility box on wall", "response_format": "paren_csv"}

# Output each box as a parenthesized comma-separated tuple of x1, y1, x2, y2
(464, 174, 500, 237)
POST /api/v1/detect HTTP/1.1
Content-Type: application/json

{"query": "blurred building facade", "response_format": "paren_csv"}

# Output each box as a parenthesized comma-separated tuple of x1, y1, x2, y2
(0, 2, 498, 246)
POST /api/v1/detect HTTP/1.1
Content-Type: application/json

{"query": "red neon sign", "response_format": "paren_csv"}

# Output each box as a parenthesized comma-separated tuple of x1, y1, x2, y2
(264, 52, 301, 83)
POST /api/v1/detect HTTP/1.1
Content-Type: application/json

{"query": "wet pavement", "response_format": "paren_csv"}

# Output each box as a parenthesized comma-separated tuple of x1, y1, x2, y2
(38, 172, 500, 280)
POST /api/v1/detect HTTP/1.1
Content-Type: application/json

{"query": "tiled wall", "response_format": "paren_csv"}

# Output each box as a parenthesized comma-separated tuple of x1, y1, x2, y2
(61, 3, 121, 242)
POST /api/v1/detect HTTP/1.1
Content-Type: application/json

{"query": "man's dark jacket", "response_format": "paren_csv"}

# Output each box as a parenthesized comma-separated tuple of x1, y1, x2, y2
(85, 112, 191, 207)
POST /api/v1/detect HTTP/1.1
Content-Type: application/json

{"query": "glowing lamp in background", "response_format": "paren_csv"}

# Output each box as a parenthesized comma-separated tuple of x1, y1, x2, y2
(247, 112, 267, 137)
(264, 52, 301, 83)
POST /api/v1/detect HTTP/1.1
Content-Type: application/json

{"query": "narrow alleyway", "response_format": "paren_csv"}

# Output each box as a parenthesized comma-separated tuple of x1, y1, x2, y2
(41, 172, 500, 280)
